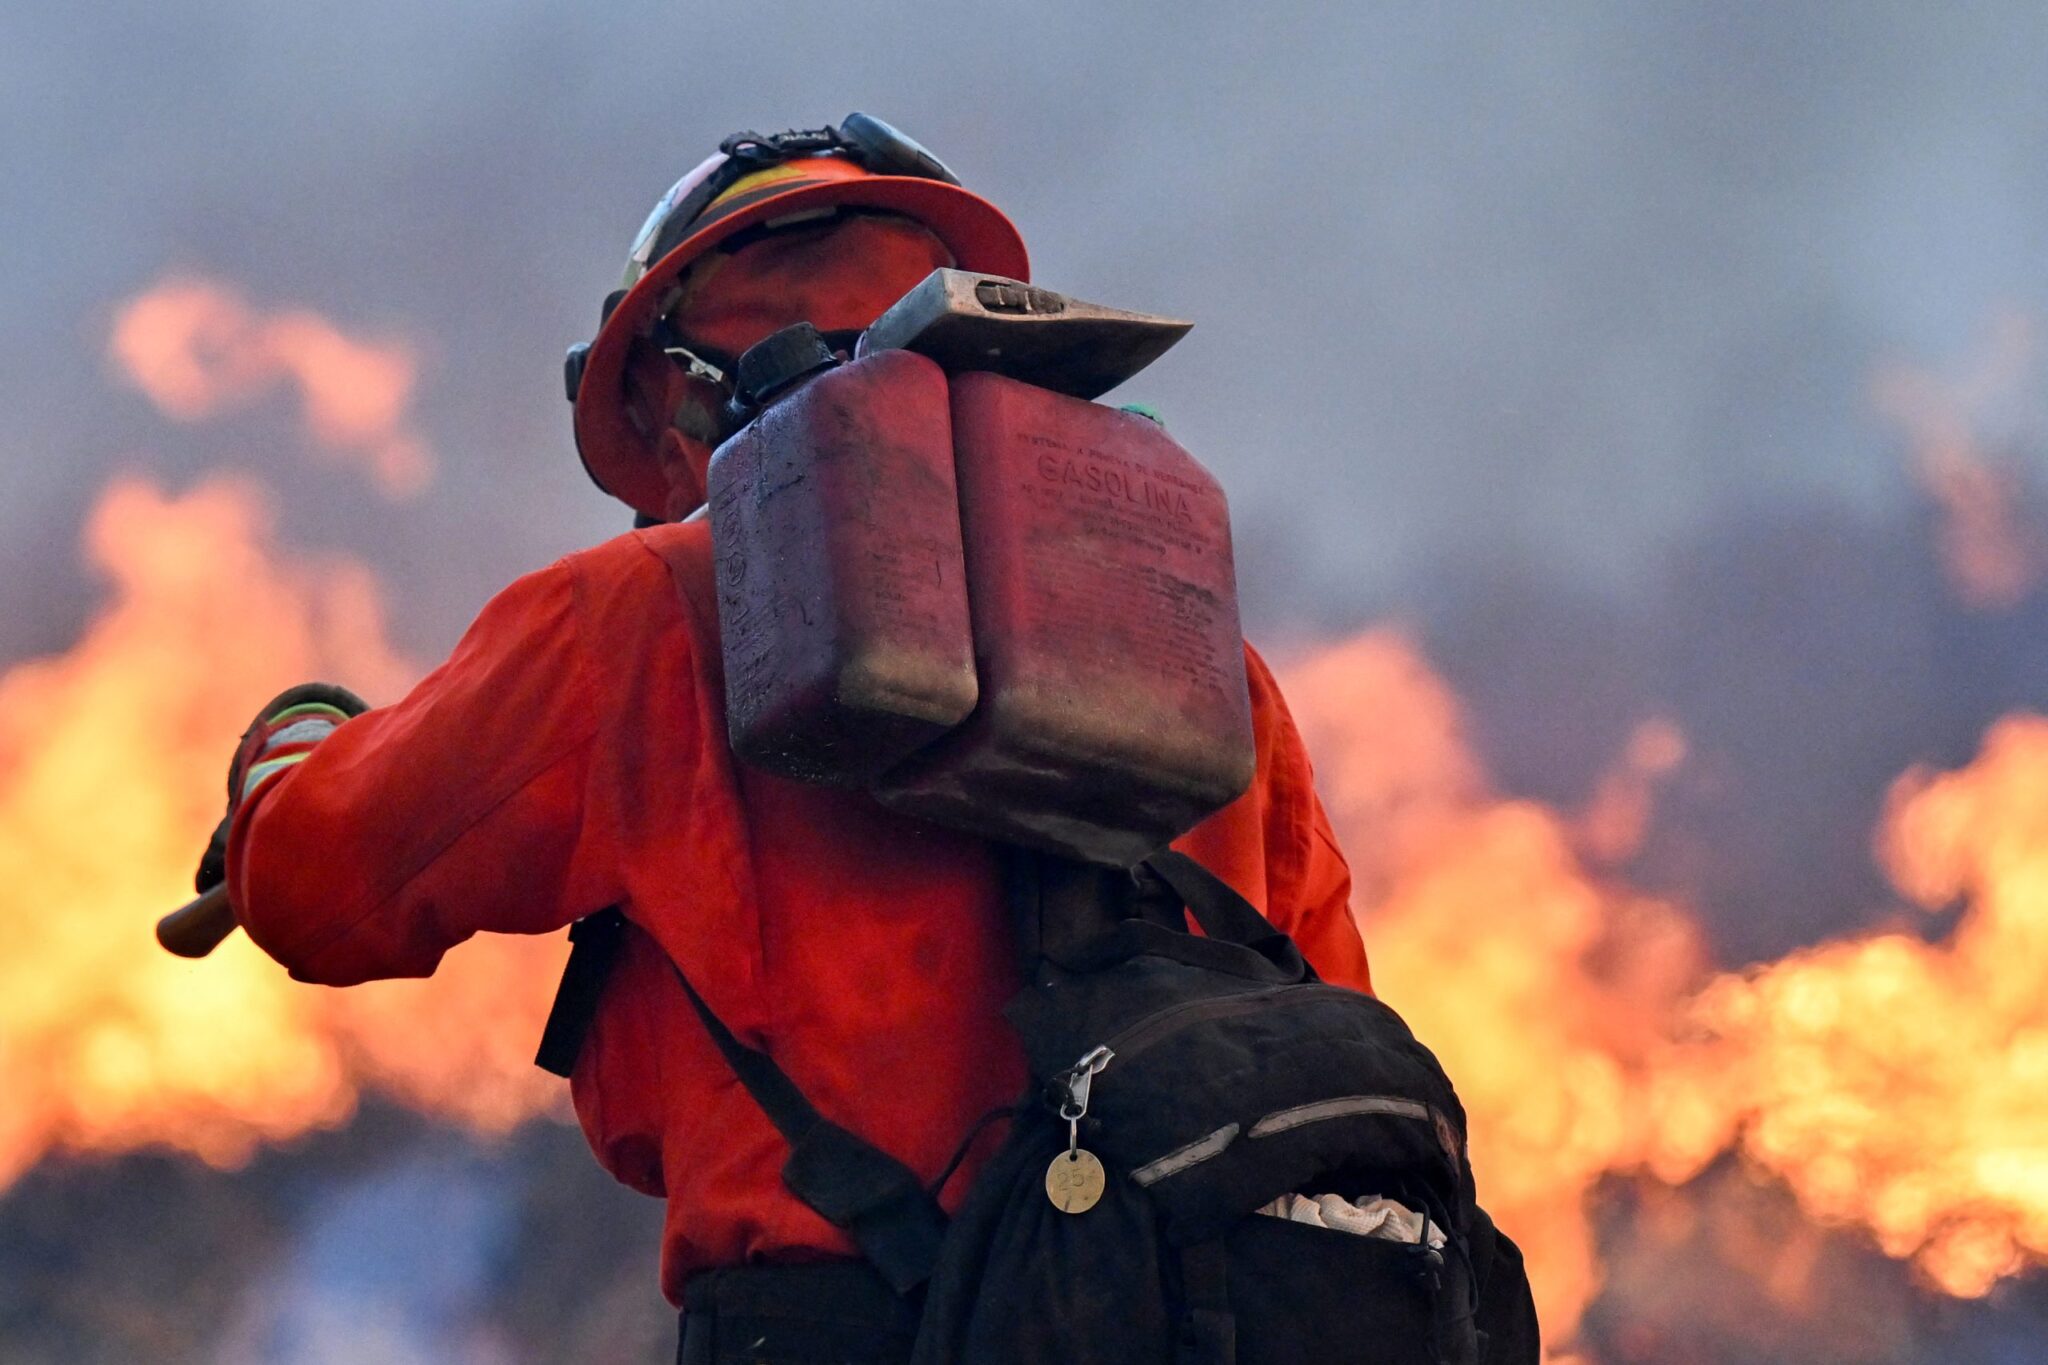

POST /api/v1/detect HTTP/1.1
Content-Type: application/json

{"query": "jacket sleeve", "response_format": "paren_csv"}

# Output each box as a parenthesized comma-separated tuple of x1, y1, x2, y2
(1178, 644, 1373, 994)
(1249, 647, 1373, 994)
(228, 555, 624, 986)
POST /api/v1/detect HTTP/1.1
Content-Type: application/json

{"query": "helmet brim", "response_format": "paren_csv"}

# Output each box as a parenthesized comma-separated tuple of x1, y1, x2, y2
(574, 173, 1030, 520)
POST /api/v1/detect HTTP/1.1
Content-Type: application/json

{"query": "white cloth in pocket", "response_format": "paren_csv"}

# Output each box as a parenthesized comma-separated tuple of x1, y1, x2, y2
(1255, 1193, 1446, 1249)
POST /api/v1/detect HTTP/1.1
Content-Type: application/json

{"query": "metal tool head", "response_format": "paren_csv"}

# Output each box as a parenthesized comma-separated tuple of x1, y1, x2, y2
(861, 269, 1191, 399)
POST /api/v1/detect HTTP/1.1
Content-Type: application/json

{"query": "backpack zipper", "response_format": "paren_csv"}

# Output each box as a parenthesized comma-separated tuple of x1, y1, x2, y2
(1052, 983, 1369, 1125)
(1100, 982, 1356, 1065)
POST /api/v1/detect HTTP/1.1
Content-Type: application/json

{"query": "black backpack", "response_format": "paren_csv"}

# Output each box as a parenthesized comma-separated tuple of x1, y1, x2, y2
(909, 850, 1537, 1365)
(537, 849, 1539, 1365)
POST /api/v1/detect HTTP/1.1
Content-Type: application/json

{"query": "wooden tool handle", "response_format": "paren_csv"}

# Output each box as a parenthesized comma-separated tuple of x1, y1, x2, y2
(157, 882, 239, 958)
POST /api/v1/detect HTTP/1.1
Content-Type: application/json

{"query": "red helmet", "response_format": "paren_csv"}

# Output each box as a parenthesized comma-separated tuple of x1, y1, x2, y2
(568, 115, 1030, 520)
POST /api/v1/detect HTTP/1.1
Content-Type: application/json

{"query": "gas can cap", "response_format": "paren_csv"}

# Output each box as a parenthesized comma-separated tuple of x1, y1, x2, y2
(736, 323, 841, 409)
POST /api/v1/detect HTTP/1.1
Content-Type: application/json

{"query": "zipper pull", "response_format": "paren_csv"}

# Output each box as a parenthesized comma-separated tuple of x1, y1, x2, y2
(1058, 1044, 1115, 1126)
(1046, 1045, 1116, 1216)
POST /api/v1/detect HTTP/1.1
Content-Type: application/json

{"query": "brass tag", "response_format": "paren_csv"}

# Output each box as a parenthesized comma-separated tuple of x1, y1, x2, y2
(1045, 1149, 1107, 1214)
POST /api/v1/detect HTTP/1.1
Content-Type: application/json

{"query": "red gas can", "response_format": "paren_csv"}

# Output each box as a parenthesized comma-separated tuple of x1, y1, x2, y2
(873, 371, 1257, 865)
(707, 346, 977, 784)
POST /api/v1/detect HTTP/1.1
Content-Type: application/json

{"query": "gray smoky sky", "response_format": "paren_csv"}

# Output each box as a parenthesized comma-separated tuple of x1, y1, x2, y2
(7, 1, 2046, 657)
(11, 13, 2048, 1353)
(7, 4, 2048, 963)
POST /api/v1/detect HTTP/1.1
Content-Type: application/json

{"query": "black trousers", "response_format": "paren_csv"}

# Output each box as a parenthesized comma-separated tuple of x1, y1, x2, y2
(678, 1260, 920, 1365)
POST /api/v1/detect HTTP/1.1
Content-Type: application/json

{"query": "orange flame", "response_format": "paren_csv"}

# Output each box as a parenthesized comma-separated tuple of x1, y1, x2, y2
(108, 277, 436, 500)
(1281, 632, 2048, 1353)
(8, 483, 2045, 1358)
(1280, 634, 1708, 1352)
(1650, 713, 2048, 1299)
(1872, 311, 2046, 610)
(0, 476, 556, 1188)
(1576, 719, 1687, 866)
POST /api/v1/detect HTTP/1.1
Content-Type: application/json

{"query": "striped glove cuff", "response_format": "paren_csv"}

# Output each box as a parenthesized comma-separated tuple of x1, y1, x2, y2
(226, 682, 370, 809)
(238, 701, 356, 801)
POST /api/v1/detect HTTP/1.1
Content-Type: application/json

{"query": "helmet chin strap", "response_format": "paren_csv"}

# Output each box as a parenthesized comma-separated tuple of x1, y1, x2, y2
(656, 428, 710, 522)
(637, 320, 865, 524)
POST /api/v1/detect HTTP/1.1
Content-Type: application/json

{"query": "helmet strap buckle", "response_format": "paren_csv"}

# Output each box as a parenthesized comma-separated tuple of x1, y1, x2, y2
(719, 126, 844, 167)
(661, 341, 728, 389)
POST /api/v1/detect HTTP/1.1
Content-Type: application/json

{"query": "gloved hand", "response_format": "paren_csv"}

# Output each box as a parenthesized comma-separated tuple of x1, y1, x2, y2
(194, 682, 369, 893)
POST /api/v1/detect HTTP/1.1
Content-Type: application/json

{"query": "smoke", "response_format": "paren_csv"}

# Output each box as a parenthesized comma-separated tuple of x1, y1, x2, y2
(0, 1106, 670, 1365)
(8, 3, 2048, 666)
(8, 3, 2048, 1360)
(1582, 1164, 2048, 1365)
(109, 277, 435, 500)
(209, 1135, 519, 1365)
(1413, 486, 2048, 968)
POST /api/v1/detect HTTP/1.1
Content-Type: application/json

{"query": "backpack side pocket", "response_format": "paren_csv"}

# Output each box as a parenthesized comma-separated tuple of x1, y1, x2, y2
(1218, 1213, 1479, 1365)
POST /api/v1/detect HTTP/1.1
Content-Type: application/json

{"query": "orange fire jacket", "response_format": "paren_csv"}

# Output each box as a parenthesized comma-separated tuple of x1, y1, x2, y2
(229, 521, 1372, 1304)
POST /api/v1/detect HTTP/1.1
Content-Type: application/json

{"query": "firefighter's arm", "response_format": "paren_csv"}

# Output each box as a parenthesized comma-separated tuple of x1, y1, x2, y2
(226, 557, 623, 985)
(1244, 647, 1374, 995)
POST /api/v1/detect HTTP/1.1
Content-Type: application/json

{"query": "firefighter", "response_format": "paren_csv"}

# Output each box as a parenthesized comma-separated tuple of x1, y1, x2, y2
(206, 116, 1373, 1363)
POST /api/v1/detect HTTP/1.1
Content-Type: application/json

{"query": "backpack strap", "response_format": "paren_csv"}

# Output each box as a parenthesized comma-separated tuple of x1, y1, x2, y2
(531, 908, 948, 1292)
(534, 906, 629, 1078)
(1009, 848, 1150, 965)
(667, 958, 949, 1295)
(1143, 851, 1313, 983)
(1009, 847, 1315, 985)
